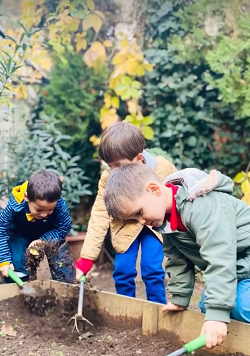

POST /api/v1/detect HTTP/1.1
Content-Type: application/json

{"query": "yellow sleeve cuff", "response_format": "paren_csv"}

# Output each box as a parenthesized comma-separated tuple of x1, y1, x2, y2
(0, 261, 10, 268)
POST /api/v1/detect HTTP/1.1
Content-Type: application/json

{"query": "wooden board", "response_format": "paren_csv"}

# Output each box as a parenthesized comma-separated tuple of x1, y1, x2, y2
(1, 280, 250, 355)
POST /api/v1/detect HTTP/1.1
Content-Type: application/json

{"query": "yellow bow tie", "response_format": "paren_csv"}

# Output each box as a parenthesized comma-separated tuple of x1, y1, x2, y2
(26, 213, 36, 222)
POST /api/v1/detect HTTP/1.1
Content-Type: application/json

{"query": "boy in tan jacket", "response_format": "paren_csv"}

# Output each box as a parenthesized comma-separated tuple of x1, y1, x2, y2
(75, 121, 177, 303)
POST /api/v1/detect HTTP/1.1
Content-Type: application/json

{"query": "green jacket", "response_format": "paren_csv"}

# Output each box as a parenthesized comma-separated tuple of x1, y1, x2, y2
(155, 168, 250, 323)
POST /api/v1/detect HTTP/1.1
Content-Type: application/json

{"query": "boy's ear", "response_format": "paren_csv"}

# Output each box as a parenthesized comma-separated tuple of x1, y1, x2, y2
(23, 192, 29, 202)
(134, 152, 144, 163)
(146, 183, 161, 197)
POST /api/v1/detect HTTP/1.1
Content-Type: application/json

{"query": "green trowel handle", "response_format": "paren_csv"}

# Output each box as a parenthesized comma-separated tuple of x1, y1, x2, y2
(8, 269, 24, 288)
(184, 334, 206, 353)
(80, 275, 86, 283)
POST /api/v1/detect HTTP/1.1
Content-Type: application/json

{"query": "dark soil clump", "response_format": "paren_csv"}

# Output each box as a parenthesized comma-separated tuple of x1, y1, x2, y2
(25, 240, 75, 283)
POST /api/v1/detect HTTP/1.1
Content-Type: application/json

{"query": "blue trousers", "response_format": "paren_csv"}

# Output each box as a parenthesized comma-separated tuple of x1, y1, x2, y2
(4, 234, 75, 284)
(113, 226, 166, 304)
(199, 279, 250, 323)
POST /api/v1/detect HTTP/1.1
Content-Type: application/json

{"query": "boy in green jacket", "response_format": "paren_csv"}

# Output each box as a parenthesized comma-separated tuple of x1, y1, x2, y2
(103, 163, 250, 349)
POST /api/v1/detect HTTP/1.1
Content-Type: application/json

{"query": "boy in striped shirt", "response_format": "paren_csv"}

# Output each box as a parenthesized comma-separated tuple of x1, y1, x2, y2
(0, 169, 72, 283)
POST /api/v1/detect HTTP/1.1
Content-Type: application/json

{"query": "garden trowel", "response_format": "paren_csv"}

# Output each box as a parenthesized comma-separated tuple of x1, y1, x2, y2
(164, 334, 206, 356)
(8, 268, 37, 296)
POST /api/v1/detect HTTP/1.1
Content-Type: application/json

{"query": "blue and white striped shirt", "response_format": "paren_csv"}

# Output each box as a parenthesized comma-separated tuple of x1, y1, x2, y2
(0, 196, 71, 264)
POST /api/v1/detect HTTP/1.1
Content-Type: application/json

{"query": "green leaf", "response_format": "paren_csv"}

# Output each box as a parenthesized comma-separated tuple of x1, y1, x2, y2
(17, 21, 28, 35)
(142, 116, 154, 125)
(130, 88, 140, 100)
(234, 172, 246, 184)
(5, 35, 17, 44)
(132, 80, 141, 89)
(187, 136, 197, 147)
(114, 83, 127, 92)
(142, 126, 154, 140)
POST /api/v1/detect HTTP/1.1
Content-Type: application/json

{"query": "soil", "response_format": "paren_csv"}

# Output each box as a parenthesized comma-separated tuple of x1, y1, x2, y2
(0, 290, 178, 356)
(0, 287, 246, 356)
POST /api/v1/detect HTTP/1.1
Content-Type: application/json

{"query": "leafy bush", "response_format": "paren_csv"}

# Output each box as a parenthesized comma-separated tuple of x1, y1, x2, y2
(147, 147, 173, 163)
(0, 116, 91, 220)
(144, 0, 250, 175)
(40, 53, 108, 194)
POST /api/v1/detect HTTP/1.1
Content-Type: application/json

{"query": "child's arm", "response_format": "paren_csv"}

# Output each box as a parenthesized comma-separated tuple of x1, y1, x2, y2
(76, 171, 111, 276)
(0, 198, 16, 271)
(39, 198, 71, 242)
(187, 193, 237, 324)
(164, 236, 195, 308)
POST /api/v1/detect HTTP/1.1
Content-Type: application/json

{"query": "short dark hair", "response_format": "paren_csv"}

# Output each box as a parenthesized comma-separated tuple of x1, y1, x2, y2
(27, 170, 62, 202)
(99, 121, 146, 163)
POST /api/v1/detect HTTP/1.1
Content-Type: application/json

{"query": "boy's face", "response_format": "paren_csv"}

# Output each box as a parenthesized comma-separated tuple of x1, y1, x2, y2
(107, 153, 143, 171)
(24, 194, 57, 219)
(122, 182, 168, 228)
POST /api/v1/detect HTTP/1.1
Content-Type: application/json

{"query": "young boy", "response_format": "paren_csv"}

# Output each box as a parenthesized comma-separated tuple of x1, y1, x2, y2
(103, 163, 250, 349)
(75, 121, 177, 304)
(0, 169, 73, 283)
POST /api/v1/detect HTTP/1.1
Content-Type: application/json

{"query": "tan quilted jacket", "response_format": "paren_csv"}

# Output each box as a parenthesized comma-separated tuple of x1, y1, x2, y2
(80, 155, 177, 260)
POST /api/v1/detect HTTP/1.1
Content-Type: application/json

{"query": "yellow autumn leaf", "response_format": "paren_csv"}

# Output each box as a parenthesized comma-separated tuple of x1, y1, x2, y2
(87, 0, 95, 11)
(127, 100, 138, 113)
(103, 40, 113, 48)
(111, 96, 120, 109)
(242, 193, 250, 206)
(92, 15, 102, 33)
(142, 125, 154, 140)
(82, 14, 94, 31)
(94, 10, 105, 20)
(234, 172, 246, 183)
(109, 76, 121, 90)
(29, 248, 39, 256)
(13, 84, 28, 100)
(83, 41, 106, 67)
(137, 65, 146, 77)
(67, 17, 80, 32)
(126, 60, 139, 76)
(134, 52, 144, 62)
(241, 179, 250, 196)
(112, 63, 127, 79)
(89, 135, 101, 146)
(100, 108, 118, 130)
(144, 63, 153, 72)
(82, 13, 102, 33)
(1, 324, 16, 337)
(100, 111, 119, 129)
(112, 53, 127, 65)
(76, 39, 87, 52)
(104, 93, 112, 108)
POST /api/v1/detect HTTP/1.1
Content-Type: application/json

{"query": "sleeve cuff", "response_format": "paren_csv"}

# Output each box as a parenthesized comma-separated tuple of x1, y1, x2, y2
(171, 294, 191, 308)
(0, 261, 11, 268)
(205, 308, 231, 323)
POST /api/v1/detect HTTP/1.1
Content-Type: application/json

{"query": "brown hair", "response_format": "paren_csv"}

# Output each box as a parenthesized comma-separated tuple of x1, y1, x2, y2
(103, 163, 159, 221)
(27, 170, 62, 202)
(99, 121, 146, 163)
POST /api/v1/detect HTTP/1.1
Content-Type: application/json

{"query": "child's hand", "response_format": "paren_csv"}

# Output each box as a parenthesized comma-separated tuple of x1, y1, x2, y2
(76, 268, 84, 281)
(75, 258, 94, 281)
(0, 263, 14, 277)
(28, 239, 45, 249)
(162, 302, 187, 313)
(201, 320, 227, 349)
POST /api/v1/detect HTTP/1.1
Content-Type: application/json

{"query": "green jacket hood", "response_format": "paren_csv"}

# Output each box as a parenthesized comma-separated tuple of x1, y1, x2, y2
(163, 168, 234, 208)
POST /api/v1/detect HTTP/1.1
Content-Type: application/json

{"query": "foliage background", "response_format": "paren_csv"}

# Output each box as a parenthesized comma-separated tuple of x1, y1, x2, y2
(1, 0, 250, 225)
